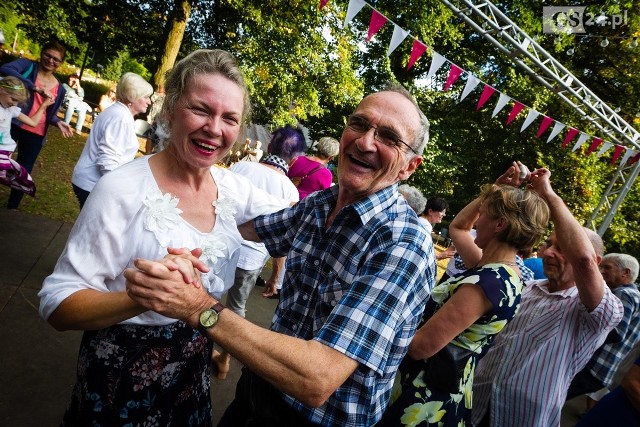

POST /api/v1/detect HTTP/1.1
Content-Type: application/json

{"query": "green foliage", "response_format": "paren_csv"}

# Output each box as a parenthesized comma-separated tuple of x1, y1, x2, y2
(103, 50, 150, 81)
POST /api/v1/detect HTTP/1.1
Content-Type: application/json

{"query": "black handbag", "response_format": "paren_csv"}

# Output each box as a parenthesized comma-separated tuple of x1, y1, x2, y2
(422, 343, 473, 394)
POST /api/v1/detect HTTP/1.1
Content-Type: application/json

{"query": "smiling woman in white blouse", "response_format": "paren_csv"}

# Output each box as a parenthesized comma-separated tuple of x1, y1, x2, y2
(38, 50, 287, 427)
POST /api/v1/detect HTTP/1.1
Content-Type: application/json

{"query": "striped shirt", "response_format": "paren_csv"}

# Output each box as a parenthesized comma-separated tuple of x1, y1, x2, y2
(255, 183, 436, 427)
(472, 280, 623, 427)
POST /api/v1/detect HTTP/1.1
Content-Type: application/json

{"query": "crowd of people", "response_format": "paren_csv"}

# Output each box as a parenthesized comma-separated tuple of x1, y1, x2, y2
(1, 41, 639, 427)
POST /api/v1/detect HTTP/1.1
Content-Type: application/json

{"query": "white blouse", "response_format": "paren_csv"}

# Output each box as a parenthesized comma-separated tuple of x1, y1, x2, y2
(39, 155, 288, 325)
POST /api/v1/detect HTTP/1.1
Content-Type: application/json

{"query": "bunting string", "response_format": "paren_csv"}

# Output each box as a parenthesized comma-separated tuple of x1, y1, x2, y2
(322, 0, 638, 166)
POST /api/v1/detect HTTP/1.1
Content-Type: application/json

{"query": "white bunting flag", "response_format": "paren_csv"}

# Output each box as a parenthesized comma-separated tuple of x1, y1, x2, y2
(596, 142, 613, 157)
(572, 133, 590, 152)
(520, 109, 540, 132)
(387, 25, 410, 56)
(343, 0, 366, 28)
(425, 52, 446, 83)
(459, 75, 480, 102)
(492, 93, 511, 118)
(619, 148, 635, 166)
(546, 122, 565, 143)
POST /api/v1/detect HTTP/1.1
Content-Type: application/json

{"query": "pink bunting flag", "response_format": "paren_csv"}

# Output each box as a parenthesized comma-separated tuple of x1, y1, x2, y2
(506, 102, 525, 125)
(536, 116, 554, 138)
(319, 0, 329, 9)
(586, 137, 603, 155)
(476, 85, 496, 110)
(611, 145, 625, 164)
(630, 153, 640, 166)
(562, 128, 579, 148)
(407, 39, 428, 70)
(366, 10, 388, 42)
(443, 64, 464, 92)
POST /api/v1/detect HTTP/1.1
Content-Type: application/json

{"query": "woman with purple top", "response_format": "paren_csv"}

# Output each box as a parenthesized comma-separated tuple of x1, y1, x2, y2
(288, 135, 338, 199)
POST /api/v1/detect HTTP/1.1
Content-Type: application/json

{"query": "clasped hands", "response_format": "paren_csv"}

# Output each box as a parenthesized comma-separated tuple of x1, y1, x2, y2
(124, 247, 216, 326)
(495, 161, 552, 197)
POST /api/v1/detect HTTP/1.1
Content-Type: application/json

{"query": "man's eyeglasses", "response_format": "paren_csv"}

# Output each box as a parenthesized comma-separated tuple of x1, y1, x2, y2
(42, 52, 63, 65)
(346, 115, 417, 154)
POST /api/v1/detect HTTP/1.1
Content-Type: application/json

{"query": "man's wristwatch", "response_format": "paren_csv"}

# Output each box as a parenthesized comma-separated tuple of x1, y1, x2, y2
(198, 302, 226, 333)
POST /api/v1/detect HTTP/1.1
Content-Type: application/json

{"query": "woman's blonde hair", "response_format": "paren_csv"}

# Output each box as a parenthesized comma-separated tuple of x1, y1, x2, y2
(116, 72, 153, 104)
(479, 184, 550, 251)
(0, 76, 28, 104)
(154, 49, 250, 148)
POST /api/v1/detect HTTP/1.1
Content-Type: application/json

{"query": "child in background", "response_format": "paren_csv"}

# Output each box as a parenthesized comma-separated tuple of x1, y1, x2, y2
(0, 76, 53, 196)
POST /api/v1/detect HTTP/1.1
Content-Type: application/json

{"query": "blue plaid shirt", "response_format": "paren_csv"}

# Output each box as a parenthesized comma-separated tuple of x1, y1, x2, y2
(255, 183, 436, 427)
(586, 284, 640, 387)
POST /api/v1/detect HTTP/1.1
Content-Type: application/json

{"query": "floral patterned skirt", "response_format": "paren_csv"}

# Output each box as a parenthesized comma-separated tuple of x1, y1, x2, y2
(61, 321, 212, 427)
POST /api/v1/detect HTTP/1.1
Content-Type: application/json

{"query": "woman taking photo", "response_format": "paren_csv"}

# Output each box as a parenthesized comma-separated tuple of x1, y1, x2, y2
(378, 162, 549, 426)
(70, 72, 152, 208)
(39, 49, 287, 426)
(0, 40, 73, 209)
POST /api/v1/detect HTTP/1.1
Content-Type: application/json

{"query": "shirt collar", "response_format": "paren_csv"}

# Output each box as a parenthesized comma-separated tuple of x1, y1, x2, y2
(311, 183, 400, 222)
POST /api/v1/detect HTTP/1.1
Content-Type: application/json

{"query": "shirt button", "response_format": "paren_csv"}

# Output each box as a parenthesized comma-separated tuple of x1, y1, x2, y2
(302, 294, 308, 301)
(314, 260, 319, 266)
(330, 300, 337, 306)
(292, 324, 298, 331)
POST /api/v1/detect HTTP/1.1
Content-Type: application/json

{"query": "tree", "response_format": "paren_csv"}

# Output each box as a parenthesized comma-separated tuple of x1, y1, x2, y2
(152, 0, 192, 90)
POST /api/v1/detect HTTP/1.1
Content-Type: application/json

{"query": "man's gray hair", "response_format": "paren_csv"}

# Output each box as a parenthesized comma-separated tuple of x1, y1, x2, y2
(603, 253, 640, 283)
(381, 82, 429, 156)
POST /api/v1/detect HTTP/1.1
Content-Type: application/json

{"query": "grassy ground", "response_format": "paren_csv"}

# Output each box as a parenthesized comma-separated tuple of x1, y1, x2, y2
(0, 126, 85, 222)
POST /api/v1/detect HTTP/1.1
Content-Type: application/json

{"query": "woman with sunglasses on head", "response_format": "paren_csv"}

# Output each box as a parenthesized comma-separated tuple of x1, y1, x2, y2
(0, 40, 73, 209)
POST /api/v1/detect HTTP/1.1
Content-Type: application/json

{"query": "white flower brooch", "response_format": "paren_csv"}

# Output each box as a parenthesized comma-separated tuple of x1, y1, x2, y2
(143, 192, 183, 233)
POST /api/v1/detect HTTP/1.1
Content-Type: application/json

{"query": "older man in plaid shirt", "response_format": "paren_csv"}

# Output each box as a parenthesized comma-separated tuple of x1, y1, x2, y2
(126, 84, 436, 427)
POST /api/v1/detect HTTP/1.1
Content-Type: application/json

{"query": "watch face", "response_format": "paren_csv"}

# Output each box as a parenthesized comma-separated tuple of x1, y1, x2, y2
(199, 309, 219, 329)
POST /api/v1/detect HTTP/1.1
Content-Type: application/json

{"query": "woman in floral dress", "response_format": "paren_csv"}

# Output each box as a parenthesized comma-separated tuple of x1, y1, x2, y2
(38, 50, 287, 426)
(378, 163, 550, 426)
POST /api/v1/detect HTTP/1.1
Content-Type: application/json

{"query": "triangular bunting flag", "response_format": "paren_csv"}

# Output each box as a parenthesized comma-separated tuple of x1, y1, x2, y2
(506, 102, 525, 125)
(629, 152, 640, 166)
(536, 116, 554, 138)
(492, 93, 511, 118)
(572, 133, 590, 152)
(611, 145, 625, 164)
(366, 10, 388, 42)
(407, 39, 429, 70)
(443, 64, 464, 92)
(586, 137, 603, 155)
(425, 52, 447, 82)
(343, 0, 366, 28)
(319, 0, 329, 9)
(459, 75, 480, 102)
(562, 128, 579, 148)
(620, 149, 636, 166)
(387, 25, 410, 56)
(477, 85, 496, 110)
(596, 142, 613, 157)
(547, 122, 566, 143)
(521, 110, 540, 132)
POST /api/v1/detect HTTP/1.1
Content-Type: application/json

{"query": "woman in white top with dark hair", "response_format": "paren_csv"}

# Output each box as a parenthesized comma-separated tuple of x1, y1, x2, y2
(71, 72, 153, 208)
(39, 49, 287, 426)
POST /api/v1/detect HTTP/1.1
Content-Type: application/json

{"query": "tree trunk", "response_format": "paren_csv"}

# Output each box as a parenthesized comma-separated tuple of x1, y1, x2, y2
(152, 0, 192, 91)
